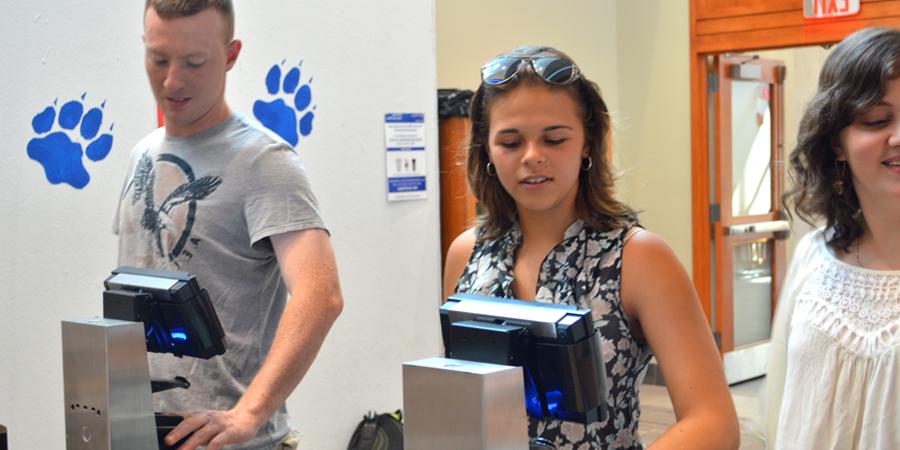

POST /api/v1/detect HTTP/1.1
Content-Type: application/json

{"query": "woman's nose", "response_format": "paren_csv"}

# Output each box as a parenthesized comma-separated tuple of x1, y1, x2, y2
(521, 141, 546, 165)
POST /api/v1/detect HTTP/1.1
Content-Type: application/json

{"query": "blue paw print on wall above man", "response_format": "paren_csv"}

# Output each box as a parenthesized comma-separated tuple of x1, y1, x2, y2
(27, 94, 114, 189)
(253, 61, 316, 147)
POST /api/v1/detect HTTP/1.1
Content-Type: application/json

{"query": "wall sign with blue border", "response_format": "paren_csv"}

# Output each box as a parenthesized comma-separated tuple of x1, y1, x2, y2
(384, 113, 427, 202)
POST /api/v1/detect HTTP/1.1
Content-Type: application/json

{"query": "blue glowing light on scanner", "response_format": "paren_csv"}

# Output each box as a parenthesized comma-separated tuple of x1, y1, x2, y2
(170, 331, 187, 341)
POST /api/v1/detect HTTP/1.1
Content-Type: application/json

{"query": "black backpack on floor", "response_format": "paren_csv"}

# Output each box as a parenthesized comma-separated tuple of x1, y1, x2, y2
(347, 410, 403, 450)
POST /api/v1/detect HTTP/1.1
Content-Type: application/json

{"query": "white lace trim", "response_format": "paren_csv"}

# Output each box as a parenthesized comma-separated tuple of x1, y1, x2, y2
(796, 256, 900, 358)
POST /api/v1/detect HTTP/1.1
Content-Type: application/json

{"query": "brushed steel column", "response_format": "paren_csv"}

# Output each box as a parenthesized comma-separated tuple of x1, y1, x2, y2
(62, 318, 156, 450)
(403, 357, 528, 450)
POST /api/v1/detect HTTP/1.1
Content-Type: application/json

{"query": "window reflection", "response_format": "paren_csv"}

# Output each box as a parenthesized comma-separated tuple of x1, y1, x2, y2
(731, 81, 772, 216)
(732, 238, 772, 347)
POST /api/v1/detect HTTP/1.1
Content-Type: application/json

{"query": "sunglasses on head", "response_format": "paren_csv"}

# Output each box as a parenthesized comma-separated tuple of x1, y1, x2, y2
(481, 47, 581, 86)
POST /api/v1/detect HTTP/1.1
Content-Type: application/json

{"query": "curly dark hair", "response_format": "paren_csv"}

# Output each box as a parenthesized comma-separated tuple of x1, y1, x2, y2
(466, 46, 635, 240)
(145, 0, 235, 42)
(783, 27, 900, 252)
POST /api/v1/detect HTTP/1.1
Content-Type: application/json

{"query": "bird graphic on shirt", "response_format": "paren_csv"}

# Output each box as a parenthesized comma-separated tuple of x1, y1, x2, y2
(129, 152, 222, 265)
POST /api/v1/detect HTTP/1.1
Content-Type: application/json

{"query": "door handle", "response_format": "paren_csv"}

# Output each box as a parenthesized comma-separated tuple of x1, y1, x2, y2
(725, 220, 790, 239)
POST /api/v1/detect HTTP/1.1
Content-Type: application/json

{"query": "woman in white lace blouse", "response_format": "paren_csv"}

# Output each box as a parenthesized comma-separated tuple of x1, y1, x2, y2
(768, 27, 900, 450)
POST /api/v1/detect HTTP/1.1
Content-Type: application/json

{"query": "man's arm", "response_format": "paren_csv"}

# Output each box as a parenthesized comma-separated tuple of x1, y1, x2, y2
(166, 228, 343, 450)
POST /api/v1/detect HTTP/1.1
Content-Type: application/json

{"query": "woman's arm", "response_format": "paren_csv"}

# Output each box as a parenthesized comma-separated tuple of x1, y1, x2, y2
(621, 230, 739, 450)
(442, 228, 477, 300)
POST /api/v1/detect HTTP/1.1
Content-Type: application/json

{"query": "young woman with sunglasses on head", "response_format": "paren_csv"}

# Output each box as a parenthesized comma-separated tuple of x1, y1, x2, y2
(768, 28, 900, 450)
(443, 46, 739, 449)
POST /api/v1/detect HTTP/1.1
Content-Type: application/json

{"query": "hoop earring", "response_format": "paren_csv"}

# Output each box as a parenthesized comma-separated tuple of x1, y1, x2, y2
(581, 156, 593, 172)
(486, 161, 497, 177)
(832, 160, 846, 195)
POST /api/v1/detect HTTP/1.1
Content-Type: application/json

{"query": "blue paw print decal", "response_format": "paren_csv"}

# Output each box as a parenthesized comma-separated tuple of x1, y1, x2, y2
(27, 94, 114, 189)
(253, 61, 316, 147)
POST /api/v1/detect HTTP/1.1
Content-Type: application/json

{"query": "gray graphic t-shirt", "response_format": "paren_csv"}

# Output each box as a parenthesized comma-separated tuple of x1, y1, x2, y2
(114, 113, 326, 449)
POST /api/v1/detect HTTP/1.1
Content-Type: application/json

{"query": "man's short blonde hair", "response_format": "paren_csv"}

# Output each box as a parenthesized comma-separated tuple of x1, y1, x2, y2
(145, 0, 235, 42)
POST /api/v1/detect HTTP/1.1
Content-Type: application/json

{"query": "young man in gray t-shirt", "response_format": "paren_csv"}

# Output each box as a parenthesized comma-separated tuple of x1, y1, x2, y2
(113, 2, 343, 449)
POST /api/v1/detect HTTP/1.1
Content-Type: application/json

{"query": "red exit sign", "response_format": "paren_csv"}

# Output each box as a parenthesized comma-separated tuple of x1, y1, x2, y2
(803, 0, 860, 19)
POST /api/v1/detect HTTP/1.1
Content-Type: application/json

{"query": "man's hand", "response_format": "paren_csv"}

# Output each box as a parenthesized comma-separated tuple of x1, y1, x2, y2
(165, 229, 341, 450)
(165, 408, 263, 450)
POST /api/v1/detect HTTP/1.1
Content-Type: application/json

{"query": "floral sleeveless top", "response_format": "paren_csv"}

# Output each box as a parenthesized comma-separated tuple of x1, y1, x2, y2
(454, 219, 652, 449)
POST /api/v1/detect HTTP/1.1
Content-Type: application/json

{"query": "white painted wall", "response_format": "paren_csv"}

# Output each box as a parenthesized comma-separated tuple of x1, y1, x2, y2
(614, 1, 692, 271)
(0, 1, 441, 449)
(436, 0, 620, 123)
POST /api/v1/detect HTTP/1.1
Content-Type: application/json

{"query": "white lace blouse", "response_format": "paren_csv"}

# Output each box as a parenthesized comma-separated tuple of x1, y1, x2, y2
(767, 228, 900, 449)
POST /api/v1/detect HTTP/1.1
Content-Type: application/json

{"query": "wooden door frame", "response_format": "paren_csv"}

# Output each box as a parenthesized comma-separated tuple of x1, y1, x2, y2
(439, 116, 477, 266)
(689, 0, 900, 333)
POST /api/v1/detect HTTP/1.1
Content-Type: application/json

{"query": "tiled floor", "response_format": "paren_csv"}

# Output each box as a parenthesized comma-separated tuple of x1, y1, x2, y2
(638, 377, 767, 449)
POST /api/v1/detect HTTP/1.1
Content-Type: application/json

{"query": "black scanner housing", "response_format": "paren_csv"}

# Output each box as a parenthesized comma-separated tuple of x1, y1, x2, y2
(103, 265, 225, 359)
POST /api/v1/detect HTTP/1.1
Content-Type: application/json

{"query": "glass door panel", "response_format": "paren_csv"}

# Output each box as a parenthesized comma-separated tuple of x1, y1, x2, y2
(732, 238, 772, 347)
(731, 81, 772, 217)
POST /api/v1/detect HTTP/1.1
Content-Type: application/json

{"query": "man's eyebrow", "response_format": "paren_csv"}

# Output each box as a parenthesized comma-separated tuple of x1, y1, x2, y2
(144, 48, 207, 59)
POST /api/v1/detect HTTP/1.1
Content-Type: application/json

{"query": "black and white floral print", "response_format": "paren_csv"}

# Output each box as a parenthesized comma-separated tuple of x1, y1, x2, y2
(455, 219, 652, 450)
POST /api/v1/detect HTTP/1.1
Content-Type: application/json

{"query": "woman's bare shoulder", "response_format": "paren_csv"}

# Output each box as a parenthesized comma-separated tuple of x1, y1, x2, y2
(442, 228, 479, 300)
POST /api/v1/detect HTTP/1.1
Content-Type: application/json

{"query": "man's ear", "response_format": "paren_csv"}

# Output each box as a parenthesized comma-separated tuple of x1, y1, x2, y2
(225, 39, 242, 71)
